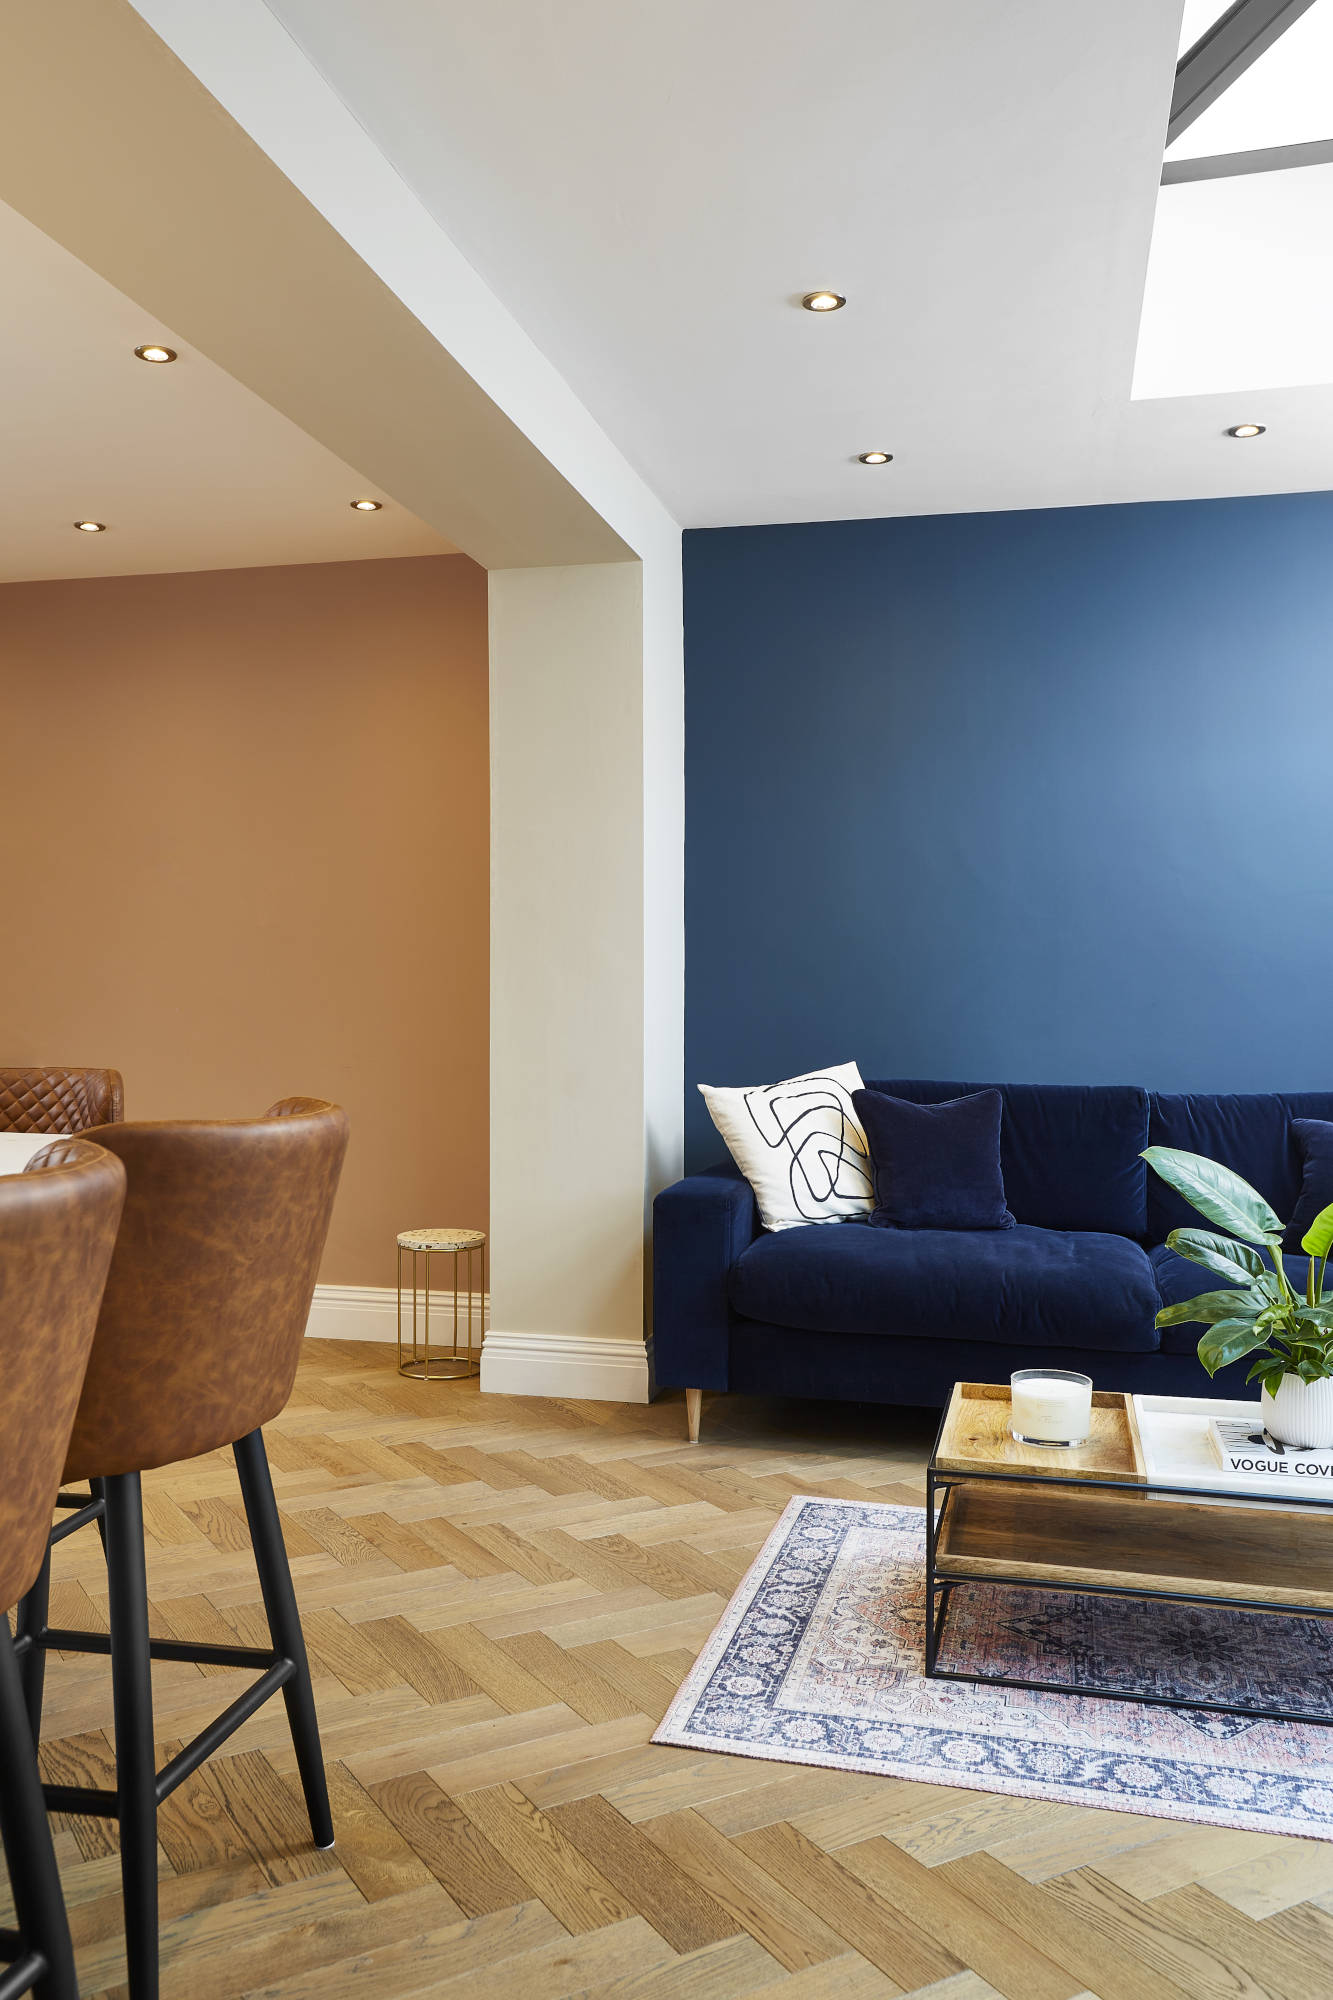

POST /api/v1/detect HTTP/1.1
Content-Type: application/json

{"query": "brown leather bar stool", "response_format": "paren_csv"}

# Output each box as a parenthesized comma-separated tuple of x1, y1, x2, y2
(0, 1138, 126, 2000)
(0, 1069, 124, 1135)
(0, 1070, 125, 1611)
(21, 1100, 348, 2000)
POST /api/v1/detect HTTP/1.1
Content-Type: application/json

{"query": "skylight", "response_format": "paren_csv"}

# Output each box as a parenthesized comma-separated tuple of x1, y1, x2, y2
(1133, 0, 1333, 400)
(1168, 1, 1333, 160)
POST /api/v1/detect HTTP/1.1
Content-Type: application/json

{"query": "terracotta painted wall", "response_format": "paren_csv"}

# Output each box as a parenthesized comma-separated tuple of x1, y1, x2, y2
(0, 554, 488, 1285)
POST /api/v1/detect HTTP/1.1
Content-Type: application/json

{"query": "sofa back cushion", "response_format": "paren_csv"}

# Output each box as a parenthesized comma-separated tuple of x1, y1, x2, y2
(865, 1081, 1149, 1236)
(1147, 1092, 1333, 1245)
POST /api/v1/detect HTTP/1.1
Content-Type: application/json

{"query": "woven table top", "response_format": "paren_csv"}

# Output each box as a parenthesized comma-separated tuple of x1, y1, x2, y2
(397, 1227, 486, 1253)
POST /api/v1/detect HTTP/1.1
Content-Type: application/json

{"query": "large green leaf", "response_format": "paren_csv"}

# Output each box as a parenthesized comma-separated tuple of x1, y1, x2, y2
(1165, 1227, 1270, 1286)
(1197, 1319, 1274, 1376)
(1155, 1289, 1258, 1329)
(1303, 1202, 1333, 1261)
(1287, 1355, 1333, 1383)
(1246, 1355, 1289, 1395)
(1141, 1147, 1283, 1243)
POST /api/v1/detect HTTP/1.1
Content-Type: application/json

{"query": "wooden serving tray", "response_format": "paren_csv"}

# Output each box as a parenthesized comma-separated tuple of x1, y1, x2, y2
(933, 1381, 1147, 1485)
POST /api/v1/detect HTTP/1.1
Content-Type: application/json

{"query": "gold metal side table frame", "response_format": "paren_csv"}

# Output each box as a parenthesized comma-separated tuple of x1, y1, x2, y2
(395, 1227, 486, 1381)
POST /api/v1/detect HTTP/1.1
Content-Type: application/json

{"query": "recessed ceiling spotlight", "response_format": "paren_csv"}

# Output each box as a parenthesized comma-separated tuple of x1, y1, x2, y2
(857, 451, 893, 465)
(801, 291, 846, 313)
(73, 519, 107, 532)
(350, 498, 383, 511)
(134, 343, 177, 363)
(1226, 423, 1266, 438)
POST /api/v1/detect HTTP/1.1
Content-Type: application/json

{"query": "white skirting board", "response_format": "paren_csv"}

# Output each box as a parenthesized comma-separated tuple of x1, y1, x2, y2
(305, 1284, 489, 1344)
(304, 1285, 652, 1403)
(479, 1330, 653, 1404)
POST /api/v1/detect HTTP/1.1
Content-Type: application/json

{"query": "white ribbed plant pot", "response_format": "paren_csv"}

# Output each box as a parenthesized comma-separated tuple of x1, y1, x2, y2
(1261, 1374, 1333, 1448)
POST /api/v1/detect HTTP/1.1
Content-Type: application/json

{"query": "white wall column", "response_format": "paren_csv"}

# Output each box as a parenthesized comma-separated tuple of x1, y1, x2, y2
(483, 554, 682, 1402)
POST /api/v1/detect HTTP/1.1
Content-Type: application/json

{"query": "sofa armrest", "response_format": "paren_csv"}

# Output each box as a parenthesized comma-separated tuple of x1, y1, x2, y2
(652, 1162, 759, 1391)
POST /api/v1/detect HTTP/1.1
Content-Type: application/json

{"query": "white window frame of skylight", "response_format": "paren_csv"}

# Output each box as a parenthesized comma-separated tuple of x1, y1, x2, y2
(1178, 0, 1236, 62)
(1167, 0, 1333, 169)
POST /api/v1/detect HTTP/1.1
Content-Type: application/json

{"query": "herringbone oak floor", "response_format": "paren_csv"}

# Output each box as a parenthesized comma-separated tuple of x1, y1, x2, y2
(8, 1339, 1333, 2000)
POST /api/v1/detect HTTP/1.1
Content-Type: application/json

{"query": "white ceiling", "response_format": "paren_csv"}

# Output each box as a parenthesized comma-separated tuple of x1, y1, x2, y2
(0, 196, 455, 582)
(260, 0, 1333, 527)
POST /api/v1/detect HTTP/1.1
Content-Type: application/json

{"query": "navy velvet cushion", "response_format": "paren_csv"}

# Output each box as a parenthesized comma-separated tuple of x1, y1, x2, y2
(729, 1221, 1162, 1352)
(853, 1086, 1013, 1230)
(1285, 1119, 1333, 1254)
(865, 1081, 1149, 1236)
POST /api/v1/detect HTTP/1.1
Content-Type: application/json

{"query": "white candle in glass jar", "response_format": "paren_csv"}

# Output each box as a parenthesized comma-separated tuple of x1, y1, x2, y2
(1010, 1369, 1092, 1445)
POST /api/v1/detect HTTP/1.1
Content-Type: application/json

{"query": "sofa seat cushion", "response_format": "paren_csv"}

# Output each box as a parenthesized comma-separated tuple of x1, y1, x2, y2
(1149, 1243, 1312, 1356)
(729, 1221, 1162, 1352)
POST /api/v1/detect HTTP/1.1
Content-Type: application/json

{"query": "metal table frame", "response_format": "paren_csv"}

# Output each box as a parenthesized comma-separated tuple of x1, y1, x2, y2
(924, 1405, 1333, 1729)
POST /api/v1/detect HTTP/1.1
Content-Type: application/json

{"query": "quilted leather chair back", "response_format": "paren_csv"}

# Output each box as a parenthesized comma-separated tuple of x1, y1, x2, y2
(0, 1138, 125, 1611)
(63, 1098, 348, 1482)
(0, 1066, 124, 1133)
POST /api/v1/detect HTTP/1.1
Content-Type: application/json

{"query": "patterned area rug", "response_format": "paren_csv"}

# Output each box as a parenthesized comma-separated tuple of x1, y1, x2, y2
(654, 1497, 1333, 1839)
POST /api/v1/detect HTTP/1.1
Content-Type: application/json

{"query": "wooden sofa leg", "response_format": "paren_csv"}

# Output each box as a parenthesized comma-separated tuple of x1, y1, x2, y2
(685, 1388, 702, 1444)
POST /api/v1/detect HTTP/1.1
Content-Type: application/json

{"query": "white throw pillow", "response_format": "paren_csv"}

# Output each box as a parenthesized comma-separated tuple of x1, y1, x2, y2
(699, 1062, 873, 1231)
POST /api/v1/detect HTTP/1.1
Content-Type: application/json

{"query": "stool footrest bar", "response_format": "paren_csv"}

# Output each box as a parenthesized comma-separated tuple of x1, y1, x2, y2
(155, 1661, 294, 1803)
(39, 1627, 278, 1671)
(41, 1785, 119, 1818)
(41, 1661, 296, 1819)
(0, 1953, 47, 2000)
(49, 1501, 105, 1546)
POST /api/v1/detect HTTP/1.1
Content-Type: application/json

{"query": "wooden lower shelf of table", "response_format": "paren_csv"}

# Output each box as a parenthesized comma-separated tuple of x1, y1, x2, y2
(935, 1478, 1333, 1611)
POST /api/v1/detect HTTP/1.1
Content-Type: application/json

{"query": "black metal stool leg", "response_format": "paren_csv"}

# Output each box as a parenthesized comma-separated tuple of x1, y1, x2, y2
(14, 1549, 51, 1745)
(0, 1619, 78, 2000)
(90, 1479, 108, 1558)
(233, 1430, 334, 1849)
(103, 1474, 159, 2000)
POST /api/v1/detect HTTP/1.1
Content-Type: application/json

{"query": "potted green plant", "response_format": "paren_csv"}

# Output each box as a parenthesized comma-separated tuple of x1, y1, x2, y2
(1143, 1146, 1333, 1447)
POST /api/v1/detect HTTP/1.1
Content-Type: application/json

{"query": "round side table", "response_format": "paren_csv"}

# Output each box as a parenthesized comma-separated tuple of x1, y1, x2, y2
(396, 1227, 486, 1381)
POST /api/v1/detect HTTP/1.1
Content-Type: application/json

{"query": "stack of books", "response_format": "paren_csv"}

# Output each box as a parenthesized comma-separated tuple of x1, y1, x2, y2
(1209, 1415, 1333, 1486)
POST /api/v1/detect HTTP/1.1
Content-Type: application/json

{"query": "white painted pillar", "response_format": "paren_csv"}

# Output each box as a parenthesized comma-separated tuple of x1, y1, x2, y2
(483, 553, 683, 1401)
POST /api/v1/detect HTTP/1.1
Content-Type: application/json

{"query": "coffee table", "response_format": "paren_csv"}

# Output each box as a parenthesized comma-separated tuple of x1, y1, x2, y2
(925, 1381, 1333, 1727)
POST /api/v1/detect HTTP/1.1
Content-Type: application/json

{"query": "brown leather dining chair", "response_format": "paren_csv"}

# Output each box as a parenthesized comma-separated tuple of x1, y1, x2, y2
(0, 1138, 126, 2000)
(18, 1100, 348, 2000)
(2, 1070, 124, 1719)
(0, 1069, 124, 1135)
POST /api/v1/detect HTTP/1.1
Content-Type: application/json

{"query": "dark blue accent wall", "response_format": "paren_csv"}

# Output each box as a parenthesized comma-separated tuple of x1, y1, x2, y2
(684, 494, 1333, 1169)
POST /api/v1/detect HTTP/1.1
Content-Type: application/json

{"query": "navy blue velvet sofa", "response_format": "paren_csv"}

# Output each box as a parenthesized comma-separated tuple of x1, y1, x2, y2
(654, 1082, 1333, 1436)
